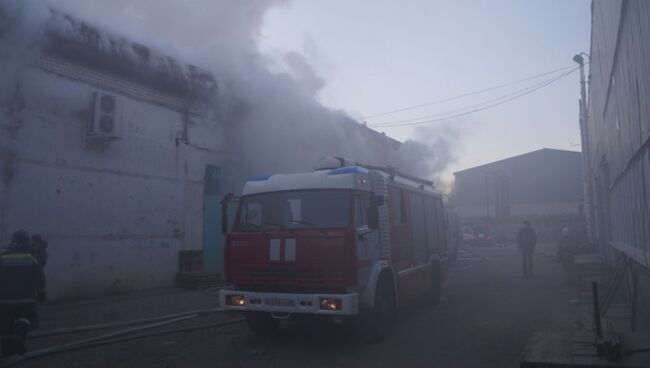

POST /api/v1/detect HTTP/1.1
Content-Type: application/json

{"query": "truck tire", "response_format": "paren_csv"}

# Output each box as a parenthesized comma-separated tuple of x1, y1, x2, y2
(246, 312, 280, 336)
(356, 282, 395, 343)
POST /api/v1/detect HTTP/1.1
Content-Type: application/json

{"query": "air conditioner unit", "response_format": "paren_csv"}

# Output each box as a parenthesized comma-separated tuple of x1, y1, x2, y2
(86, 91, 119, 141)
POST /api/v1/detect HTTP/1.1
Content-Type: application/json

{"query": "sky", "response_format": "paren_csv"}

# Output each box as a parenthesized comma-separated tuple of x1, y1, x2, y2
(258, 0, 592, 180)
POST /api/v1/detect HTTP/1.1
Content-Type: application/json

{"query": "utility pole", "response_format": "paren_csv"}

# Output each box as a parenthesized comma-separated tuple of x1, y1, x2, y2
(573, 53, 596, 243)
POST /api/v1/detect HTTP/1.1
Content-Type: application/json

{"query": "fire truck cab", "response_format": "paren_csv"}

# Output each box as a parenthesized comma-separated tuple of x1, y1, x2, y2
(220, 157, 447, 341)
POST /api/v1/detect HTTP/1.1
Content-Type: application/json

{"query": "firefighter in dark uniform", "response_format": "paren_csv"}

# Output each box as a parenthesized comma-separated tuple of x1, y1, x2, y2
(0, 230, 45, 358)
(29, 234, 48, 302)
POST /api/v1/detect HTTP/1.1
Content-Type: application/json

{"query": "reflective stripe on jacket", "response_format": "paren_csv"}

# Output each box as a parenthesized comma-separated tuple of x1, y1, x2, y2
(1, 253, 39, 266)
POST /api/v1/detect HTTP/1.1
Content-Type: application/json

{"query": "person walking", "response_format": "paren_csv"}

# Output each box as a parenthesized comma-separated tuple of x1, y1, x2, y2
(517, 221, 537, 277)
(0, 230, 45, 358)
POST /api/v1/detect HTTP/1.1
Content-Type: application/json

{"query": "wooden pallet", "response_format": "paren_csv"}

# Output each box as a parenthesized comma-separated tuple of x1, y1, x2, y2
(178, 250, 204, 273)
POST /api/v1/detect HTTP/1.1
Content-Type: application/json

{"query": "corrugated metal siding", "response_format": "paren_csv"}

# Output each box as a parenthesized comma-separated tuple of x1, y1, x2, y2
(588, 0, 623, 119)
(588, 0, 650, 267)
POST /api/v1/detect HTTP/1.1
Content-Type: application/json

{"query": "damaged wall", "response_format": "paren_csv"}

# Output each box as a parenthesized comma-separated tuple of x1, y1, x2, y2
(0, 6, 227, 299)
(32, 0, 455, 183)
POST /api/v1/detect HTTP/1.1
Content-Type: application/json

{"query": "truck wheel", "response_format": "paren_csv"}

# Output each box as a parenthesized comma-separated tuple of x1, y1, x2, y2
(246, 312, 280, 336)
(426, 262, 442, 306)
(356, 284, 395, 343)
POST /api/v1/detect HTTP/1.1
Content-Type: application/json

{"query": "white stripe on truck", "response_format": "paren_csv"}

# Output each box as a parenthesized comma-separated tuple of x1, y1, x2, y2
(285, 238, 296, 261)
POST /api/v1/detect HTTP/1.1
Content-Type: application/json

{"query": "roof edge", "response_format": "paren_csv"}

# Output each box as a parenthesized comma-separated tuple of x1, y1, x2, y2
(453, 148, 581, 175)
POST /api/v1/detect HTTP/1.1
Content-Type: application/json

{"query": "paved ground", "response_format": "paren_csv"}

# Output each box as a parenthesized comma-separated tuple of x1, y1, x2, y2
(35, 287, 222, 331)
(14, 243, 577, 368)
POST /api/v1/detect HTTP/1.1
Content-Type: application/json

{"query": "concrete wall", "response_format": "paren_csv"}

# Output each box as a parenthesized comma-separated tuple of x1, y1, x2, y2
(0, 59, 226, 300)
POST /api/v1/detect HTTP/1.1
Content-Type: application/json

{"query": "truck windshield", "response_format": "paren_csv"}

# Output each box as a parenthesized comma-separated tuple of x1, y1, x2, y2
(234, 190, 352, 231)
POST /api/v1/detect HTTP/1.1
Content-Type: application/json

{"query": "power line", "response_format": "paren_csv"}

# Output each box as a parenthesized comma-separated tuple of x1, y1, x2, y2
(371, 67, 579, 127)
(371, 67, 578, 128)
(370, 67, 579, 128)
(360, 64, 577, 120)
(370, 71, 576, 126)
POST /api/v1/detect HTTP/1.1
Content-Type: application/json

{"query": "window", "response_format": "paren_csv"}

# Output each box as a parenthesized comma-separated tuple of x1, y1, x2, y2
(389, 186, 412, 269)
(390, 187, 408, 224)
(356, 194, 369, 228)
(240, 202, 262, 227)
(409, 192, 428, 264)
(235, 190, 352, 231)
(435, 198, 446, 253)
(424, 196, 439, 254)
(288, 198, 302, 221)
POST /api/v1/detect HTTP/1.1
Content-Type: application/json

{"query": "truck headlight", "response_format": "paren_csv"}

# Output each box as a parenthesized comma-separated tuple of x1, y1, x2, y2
(226, 295, 246, 307)
(319, 297, 342, 311)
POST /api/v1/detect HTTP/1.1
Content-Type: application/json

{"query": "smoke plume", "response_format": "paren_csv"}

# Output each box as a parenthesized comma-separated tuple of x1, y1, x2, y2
(394, 124, 460, 180)
(2, 0, 459, 183)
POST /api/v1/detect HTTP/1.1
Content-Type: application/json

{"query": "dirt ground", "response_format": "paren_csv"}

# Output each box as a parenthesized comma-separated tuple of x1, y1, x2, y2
(16, 243, 577, 368)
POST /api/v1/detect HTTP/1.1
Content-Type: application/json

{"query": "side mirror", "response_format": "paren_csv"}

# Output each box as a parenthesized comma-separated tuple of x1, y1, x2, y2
(221, 193, 234, 235)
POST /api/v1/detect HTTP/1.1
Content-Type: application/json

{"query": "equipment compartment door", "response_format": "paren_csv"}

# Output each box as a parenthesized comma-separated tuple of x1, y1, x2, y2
(203, 165, 224, 274)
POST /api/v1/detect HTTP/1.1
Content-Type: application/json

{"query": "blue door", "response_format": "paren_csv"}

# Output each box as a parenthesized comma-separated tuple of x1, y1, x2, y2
(203, 165, 224, 274)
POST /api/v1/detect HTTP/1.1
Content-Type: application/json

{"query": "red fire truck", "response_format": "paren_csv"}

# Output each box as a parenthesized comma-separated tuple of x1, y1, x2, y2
(220, 157, 448, 341)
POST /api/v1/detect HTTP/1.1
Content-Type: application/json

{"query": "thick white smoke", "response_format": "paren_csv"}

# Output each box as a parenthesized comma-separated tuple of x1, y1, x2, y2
(2, 0, 459, 183)
(394, 123, 460, 180)
(0, 2, 48, 120)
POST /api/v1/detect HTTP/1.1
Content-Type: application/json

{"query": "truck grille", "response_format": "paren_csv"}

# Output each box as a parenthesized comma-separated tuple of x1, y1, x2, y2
(230, 264, 345, 287)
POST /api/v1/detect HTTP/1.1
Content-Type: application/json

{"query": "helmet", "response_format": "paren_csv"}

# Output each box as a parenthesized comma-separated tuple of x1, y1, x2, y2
(9, 229, 30, 249)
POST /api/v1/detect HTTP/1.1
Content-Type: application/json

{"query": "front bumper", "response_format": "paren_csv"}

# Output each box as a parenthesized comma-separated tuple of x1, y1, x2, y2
(219, 290, 359, 315)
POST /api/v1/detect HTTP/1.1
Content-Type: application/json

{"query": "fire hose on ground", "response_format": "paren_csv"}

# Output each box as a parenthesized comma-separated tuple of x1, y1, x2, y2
(28, 307, 225, 339)
(0, 308, 245, 367)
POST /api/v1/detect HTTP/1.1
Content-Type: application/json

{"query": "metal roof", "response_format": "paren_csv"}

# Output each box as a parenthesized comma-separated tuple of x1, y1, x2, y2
(454, 148, 581, 176)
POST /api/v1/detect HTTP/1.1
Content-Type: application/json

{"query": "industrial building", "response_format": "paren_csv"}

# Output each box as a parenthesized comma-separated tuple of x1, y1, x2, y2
(454, 148, 584, 242)
(0, 9, 403, 301)
(585, 0, 650, 331)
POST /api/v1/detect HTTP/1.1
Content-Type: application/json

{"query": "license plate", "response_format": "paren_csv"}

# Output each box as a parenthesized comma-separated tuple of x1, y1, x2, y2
(265, 298, 295, 307)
